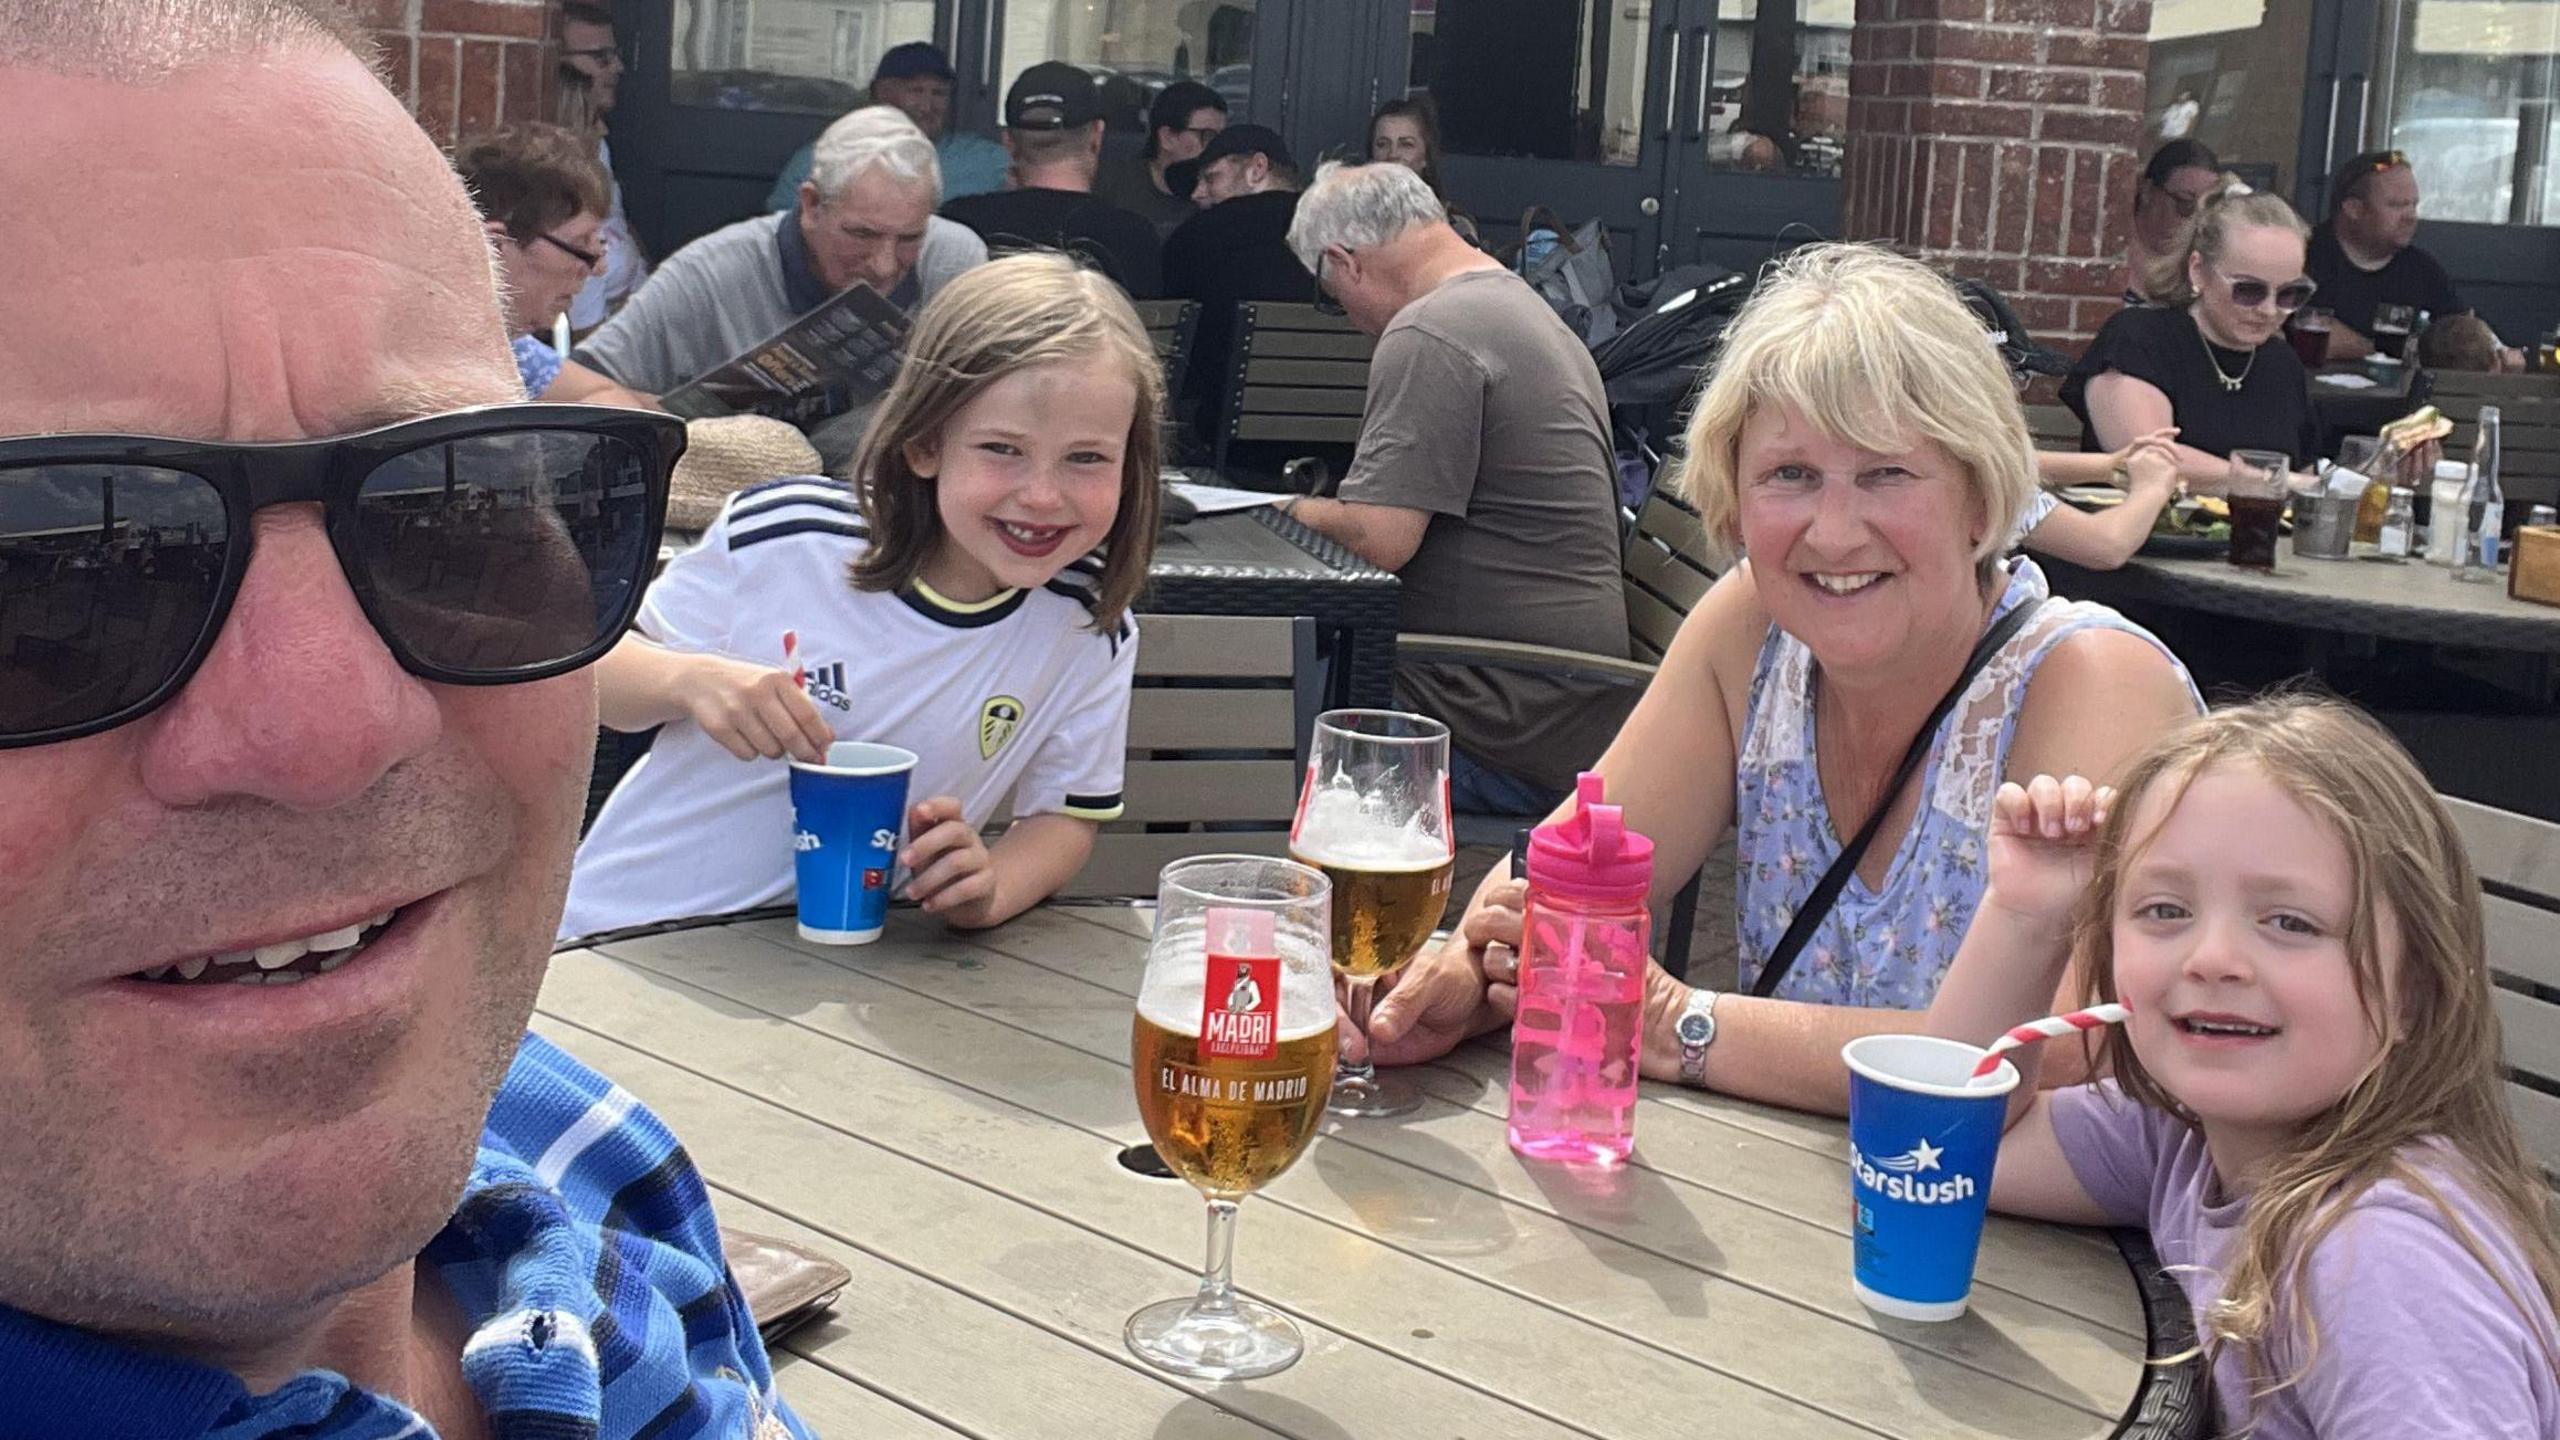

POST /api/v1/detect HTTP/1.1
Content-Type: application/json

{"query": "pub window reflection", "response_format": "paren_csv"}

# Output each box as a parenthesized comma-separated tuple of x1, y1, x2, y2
(998, 0, 1257, 134)
(1705, 0, 1849, 175)
(670, 0, 937, 114)
(1410, 0, 1653, 166)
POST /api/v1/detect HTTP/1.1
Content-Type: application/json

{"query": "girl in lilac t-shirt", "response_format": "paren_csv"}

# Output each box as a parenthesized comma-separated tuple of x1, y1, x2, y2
(1924, 697, 2560, 1438)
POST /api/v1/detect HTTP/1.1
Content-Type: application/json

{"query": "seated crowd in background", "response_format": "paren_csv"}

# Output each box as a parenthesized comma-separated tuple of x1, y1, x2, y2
(2119, 138, 2220, 305)
(939, 61, 1164, 299)
(555, 0, 649, 332)
(451, 121, 651, 408)
(2305, 148, 2520, 367)
(1161, 123, 1311, 441)
(1093, 79, 1229, 236)
(767, 42, 1008, 212)
(562, 106, 985, 465)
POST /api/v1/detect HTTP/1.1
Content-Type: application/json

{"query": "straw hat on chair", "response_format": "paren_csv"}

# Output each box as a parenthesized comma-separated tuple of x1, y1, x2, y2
(666, 415, 828, 533)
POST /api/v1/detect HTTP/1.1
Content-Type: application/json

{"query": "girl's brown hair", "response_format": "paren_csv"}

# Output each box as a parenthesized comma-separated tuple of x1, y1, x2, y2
(2143, 180, 2309, 308)
(2073, 696, 2560, 1421)
(848, 252, 1163, 630)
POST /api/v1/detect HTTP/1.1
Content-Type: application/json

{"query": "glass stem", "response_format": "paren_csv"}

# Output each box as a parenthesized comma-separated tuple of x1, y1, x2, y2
(1194, 1197, 1242, 1316)
(1339, 975, 1378, 1086)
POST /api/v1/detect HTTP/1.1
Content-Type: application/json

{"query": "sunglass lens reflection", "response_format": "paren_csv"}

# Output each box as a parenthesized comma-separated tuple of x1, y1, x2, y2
(0, 464, 231, 737)
(353, 430, 655, 673)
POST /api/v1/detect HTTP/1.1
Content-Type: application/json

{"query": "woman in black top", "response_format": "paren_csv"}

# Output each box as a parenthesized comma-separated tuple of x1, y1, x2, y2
(2063, 186, 2322, 483)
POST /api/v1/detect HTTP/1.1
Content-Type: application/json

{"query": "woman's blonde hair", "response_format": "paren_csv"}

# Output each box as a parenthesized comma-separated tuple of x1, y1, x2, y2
(849, 252, 1164, 629)
(2072, 696, 2560, 1421)
(1676, 243, 2034, 579)
(2142, 181, 2309, 308)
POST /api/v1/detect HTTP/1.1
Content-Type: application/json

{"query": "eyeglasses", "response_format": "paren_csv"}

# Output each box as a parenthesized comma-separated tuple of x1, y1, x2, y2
(535, 230, 605, 269)
(0, 405, 680, 748)
(559, 45, 625, 68)
(1180, 125, 1223, 145)
(2217, 270, 2319, 311)
(1312, 250, 1347, 316)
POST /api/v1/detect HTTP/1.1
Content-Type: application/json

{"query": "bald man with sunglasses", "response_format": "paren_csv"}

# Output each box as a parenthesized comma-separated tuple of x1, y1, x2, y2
(0, 3, 809, 1436)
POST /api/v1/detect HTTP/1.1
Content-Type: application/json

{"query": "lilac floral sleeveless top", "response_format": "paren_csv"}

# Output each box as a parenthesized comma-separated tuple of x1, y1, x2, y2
(1732, 557, 2196, 1007)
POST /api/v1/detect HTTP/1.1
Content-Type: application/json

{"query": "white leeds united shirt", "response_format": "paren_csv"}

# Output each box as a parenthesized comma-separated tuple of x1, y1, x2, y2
(561, 477, 1138, 939)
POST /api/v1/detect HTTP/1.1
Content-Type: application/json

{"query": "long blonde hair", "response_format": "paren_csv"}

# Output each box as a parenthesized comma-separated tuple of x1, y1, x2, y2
(1676, 243, 2034, 581)
(849, 251, 1164, 630)
(2074, 697, 2560, 1418)
(2141, 181, 2309, 308)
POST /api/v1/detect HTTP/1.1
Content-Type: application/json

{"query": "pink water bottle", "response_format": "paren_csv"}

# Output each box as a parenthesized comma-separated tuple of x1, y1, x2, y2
(1507, 773, 1653, 1166)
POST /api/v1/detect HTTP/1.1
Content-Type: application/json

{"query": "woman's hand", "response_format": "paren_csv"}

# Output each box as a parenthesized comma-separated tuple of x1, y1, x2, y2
(675, 653, 834, 763)
(1351, 878, 1526, 1067)
(902, 797, 998, 925)
(1982, 775, 2113, 936)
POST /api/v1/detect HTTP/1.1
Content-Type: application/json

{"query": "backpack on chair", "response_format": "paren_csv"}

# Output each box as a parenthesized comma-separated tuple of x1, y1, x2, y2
(1511, 205, 1619, 348)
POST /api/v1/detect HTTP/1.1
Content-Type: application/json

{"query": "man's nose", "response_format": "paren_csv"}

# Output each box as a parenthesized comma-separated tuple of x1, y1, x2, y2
(134, 511, 440, 811)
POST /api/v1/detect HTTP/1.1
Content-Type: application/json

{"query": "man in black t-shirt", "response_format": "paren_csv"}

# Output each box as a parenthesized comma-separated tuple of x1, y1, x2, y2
(941, 61, 1163, 297)
(2306, 151, 2516, 366)
(1161, 125, 1310, 440)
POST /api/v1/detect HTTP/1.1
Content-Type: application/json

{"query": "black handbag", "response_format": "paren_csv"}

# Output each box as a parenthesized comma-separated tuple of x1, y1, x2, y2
(1749, 599, 2040, 999)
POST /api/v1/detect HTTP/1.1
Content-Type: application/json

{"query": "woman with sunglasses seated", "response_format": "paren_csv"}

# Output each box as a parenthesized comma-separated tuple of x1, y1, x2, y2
(2065, 184, 2321, 487)
(2118, 139, 2221, 305)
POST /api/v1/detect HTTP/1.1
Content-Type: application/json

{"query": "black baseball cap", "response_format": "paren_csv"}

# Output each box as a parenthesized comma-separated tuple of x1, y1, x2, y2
(1166, 123, 1295, 199)
(1005, 61, 1103, 130)
(874, 41, 955, 85)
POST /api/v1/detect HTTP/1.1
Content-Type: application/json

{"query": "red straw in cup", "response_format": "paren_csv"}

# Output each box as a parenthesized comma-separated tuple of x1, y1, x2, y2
(1968, 1003, 2131, 1085)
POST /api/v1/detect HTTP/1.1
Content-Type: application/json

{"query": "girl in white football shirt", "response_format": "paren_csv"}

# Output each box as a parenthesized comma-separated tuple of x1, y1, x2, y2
(563, 253, 1162, 939)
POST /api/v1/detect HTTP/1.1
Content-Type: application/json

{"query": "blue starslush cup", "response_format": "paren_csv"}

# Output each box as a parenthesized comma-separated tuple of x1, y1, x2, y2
(786, 742, 918, 945)
(1840, 1033, 2020, 1321)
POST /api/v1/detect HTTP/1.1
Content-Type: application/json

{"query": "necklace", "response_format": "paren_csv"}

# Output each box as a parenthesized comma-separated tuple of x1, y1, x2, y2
(2197, 319, 2254, 392)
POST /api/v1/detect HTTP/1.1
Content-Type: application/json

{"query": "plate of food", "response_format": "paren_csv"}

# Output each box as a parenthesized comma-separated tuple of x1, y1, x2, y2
(2140, 493, 2233, 558)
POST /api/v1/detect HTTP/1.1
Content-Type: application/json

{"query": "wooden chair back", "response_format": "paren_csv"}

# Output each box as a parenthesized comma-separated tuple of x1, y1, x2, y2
(1056, 614, 1321, 900)
(1215, 302, 1373, 480)
(1130, 298, 1199, 399)
(2427, 371, 2560, 513)
(2446, 794, 2560, 1185)
(1621, 488, 1721, 665)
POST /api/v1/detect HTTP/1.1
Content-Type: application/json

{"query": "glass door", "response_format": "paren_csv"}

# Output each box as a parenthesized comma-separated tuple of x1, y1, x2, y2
(963, 0, 1285, 137)
(1657, 0, 1846, 275)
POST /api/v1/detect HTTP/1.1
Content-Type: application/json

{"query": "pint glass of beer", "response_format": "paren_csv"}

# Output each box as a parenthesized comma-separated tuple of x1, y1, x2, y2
(1127, 855, 1336, 1380)
(1290, 709, 1454, 1119)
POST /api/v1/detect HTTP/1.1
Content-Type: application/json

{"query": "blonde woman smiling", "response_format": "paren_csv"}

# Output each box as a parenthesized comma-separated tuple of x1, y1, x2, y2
(1363, 244, 2202, 1116)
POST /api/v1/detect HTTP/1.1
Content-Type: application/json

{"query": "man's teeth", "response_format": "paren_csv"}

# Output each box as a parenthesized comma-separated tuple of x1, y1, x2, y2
(1812, 572, 1884, 595)
(138, 911, 395, 985)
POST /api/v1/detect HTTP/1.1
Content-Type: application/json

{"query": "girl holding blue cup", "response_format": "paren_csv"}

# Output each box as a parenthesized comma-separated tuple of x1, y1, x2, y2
(1925, 698, 2560, 1437)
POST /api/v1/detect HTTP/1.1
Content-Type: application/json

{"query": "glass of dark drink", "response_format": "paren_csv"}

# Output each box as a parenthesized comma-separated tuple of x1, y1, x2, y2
(2289, 307, 2333, 369)
(2372, 303, 2417, 359)
(2227, 449, 2290, 571)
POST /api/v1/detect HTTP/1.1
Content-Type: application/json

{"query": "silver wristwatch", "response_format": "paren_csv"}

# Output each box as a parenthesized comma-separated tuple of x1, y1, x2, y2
(1675, 987, 1721, 1087)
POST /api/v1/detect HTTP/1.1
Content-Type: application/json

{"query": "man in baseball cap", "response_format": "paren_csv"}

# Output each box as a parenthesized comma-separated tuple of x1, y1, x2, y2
(941, 61, 1162, 296)
(1160, 123, 1310, 443)
(1096, 78, 1229, 235)
(765, 39, 1007, 210)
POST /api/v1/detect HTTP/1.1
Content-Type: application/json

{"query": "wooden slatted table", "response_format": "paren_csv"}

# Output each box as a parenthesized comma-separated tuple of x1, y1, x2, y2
(539, 905, 2176, 1438)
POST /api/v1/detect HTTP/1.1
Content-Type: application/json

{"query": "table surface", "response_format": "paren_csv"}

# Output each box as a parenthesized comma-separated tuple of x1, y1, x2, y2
(540, 906, 2161, 1439)
(2043, 547, 2560, 652)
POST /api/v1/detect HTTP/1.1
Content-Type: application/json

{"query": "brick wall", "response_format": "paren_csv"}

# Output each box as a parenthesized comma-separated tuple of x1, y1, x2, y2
(1841, 0, 2151, 350)
(355, 0, 555, 147)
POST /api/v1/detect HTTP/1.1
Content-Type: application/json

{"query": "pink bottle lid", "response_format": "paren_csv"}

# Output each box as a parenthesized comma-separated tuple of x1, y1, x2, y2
(1526, 773, 1654, 903)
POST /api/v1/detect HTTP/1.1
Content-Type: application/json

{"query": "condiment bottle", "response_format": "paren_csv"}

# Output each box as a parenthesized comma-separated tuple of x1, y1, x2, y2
(2373, 487, 2415, 563)
(1508, 773, 1653, 1167)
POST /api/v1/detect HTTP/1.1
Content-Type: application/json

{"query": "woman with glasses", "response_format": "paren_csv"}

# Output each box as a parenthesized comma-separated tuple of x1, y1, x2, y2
(452, 123, 655, 409)
(2065, 184, 2321, 485)
(2120, 139, 2221, 305)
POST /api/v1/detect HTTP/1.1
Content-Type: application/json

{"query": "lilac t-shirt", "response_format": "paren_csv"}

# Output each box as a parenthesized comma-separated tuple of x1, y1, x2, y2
(2049, 1083, 2560, 1438)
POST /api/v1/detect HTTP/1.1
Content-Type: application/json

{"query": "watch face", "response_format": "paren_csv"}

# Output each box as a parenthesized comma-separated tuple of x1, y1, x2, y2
(1677, 1013, 1712, 1045)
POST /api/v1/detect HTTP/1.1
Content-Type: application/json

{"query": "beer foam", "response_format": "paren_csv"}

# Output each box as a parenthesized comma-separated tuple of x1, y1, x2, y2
(1137, 923, 1335, 1039)
(1295, 783, 1448, 871)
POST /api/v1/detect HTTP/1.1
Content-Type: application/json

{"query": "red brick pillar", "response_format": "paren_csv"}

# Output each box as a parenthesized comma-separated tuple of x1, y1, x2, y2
(356, 0, 556, 147)
(1842, 0, 2151, 350)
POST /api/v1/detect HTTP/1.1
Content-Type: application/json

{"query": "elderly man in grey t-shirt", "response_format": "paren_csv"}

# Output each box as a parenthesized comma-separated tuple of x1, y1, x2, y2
(1279, 161, 1632, 809)
(554, 105, 985, 465)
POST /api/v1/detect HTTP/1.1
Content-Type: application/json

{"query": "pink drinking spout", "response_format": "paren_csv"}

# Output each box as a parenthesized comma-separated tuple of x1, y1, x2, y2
(1526, 772, 1653, 904)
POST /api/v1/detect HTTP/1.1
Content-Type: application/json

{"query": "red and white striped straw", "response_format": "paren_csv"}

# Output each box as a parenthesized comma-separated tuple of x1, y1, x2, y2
(1969, 1003, 2131, 1083)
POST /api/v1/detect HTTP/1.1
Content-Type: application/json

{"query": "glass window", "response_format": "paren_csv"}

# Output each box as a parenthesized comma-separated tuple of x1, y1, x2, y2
(2142, 0, 2301, 189)
(997, 1, 1258, 134)
(669, 0, 937, 113)
(1408, 0, 1653, 166)
(1702, 0, 1849, 175)
(2372, 0, 2560, 225)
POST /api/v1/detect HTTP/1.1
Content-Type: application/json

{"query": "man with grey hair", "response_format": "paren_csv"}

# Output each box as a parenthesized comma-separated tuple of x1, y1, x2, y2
(1280, 160, 1632, 811)
(0, 0, 809, 1434)
(558, 103, 988, 463)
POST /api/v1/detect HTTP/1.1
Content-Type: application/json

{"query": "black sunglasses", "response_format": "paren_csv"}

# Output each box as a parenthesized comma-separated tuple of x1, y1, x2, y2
(1312, 250, 1346, 316)
(2221, 273, 2319, 311)
(0, 405, 681, 749)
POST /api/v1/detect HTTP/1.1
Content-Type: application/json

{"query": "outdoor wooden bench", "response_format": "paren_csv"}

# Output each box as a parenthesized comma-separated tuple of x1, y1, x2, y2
(2446, 794, 2560, 1184)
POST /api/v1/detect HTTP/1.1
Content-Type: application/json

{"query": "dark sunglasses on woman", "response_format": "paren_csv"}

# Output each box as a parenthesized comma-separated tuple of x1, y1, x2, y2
(0, 404, 682, 748)
(2225, 275, 2319, 311)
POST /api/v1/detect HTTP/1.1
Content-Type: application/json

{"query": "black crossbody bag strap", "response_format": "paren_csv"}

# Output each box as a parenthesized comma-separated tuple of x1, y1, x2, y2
(1749, 599, 2040, 999)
